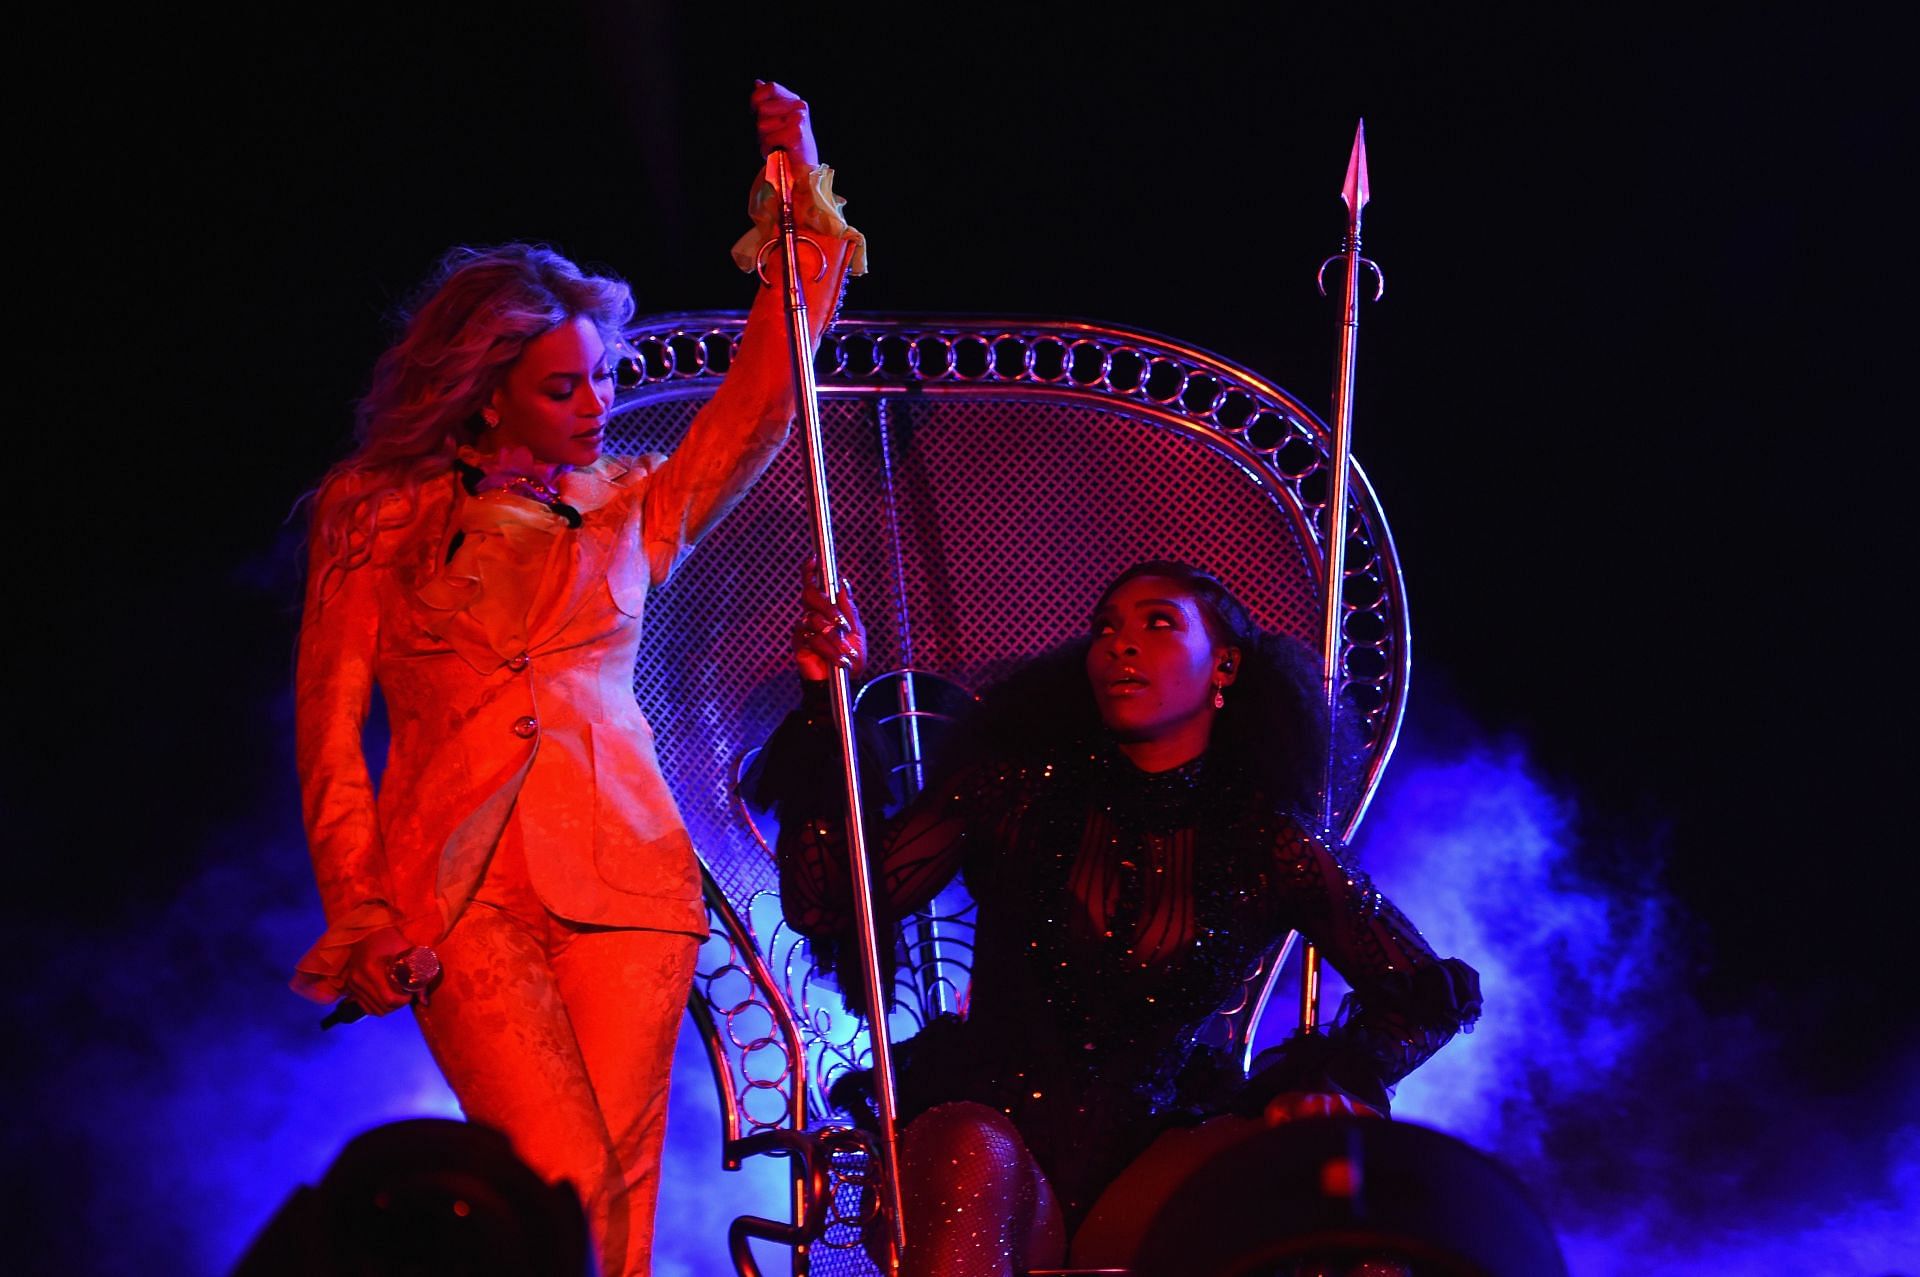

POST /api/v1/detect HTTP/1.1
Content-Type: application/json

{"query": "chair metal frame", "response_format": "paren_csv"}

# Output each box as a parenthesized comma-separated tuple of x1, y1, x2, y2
(608, 312, 1411, 1276)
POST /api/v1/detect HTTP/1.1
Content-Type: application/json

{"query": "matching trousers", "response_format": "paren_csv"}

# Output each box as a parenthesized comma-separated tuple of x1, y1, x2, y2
(415, 815, 699, 1277)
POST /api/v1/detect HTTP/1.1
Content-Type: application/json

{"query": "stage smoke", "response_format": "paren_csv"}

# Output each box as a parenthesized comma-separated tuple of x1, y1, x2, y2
(17, 575, 1913, 1274)
(1296, 719, 1920, 1276)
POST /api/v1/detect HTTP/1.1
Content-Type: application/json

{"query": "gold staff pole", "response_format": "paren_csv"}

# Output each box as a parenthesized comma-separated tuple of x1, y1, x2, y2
(757, 149, 908, 1270)
(1302, 120, 1386, 1032)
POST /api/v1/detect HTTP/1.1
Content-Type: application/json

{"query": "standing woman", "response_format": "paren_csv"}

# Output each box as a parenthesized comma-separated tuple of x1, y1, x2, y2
(289, 83, 865, 1277)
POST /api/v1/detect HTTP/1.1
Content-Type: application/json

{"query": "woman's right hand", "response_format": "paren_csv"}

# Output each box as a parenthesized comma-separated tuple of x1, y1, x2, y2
(342, 926, 417, 1015)
(793, 557, 866, 682)
(751, 81, 819, 166)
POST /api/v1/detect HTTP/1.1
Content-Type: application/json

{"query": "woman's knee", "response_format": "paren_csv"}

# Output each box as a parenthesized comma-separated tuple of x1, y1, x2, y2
(1071, 1115, 1266, 1267)
(891, 1103, 1061, 1275)
(901, 1102, 1029, 1169)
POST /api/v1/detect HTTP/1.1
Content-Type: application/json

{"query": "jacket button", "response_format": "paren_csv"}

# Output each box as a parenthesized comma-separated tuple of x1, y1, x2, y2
(511, 715, 538, 739)
(507, 653, 530, 671)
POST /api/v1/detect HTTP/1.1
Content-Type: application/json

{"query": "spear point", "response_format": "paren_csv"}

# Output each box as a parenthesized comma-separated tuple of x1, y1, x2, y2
(1341, 118, 1370, 219)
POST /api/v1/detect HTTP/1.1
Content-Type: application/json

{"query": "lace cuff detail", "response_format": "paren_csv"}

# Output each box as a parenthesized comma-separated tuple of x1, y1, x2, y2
(741, 680, 841, 813)
(1237, 956, 1483, 1117)
(289, 898, 402, 1004)
(730, 163, 870, 277)
(743, 679, 902, 1014)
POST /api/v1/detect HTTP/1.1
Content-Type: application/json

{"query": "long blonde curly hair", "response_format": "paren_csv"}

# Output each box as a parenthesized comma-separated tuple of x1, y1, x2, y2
(308, 244, 634, 596)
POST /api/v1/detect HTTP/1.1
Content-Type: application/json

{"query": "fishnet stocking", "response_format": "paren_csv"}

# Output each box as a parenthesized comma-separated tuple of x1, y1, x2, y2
(882, 1103, 1064, 1277)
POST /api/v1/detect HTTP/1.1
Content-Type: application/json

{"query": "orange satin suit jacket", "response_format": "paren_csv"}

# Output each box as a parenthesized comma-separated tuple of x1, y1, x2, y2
(291, 252, 857, 1002)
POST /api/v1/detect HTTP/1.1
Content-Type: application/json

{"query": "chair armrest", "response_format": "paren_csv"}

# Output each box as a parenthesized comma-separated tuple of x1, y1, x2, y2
(725, 1125, 883, 1277)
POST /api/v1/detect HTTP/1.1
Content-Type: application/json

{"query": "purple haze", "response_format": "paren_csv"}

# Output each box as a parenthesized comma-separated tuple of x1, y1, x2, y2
(26, 704, 1916, 1275)
(1312, 741, 1919, 1276)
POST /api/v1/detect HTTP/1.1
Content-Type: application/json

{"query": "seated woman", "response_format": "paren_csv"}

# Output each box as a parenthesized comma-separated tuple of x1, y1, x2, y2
(750, 560, 1481, 1276)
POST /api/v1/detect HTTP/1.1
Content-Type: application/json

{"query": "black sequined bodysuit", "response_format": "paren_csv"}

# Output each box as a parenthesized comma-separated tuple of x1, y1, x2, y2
(770, 731, 1478, 1230)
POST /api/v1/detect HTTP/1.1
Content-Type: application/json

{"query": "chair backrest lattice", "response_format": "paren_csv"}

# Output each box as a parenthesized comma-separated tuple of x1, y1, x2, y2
(611, 313, 1410, 1271)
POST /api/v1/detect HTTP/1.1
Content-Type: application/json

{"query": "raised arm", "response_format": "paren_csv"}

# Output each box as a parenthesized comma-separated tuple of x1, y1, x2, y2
(639, 82, 868, 584)
(1246, 821, 1482, 1111)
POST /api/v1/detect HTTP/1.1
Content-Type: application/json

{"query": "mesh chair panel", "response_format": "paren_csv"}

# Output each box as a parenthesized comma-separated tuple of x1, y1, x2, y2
(611, 313, 1409, 1274)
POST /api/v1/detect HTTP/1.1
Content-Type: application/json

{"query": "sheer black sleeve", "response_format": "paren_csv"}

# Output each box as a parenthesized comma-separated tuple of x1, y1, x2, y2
(1240, 818, 1483, 1114)
(743, 680, 980, 942)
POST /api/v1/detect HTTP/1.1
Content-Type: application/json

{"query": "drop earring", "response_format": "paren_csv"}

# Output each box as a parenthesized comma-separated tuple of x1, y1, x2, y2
(1213, 682, 1226, 710)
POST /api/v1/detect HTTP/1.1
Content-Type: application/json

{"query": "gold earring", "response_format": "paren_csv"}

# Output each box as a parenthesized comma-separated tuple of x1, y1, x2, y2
(1213, 683, 1226, 710)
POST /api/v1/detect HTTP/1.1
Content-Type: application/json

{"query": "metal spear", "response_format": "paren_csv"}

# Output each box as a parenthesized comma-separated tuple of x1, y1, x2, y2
(757, 149, 908, 1269)
(1302, 120, 1385, 1032)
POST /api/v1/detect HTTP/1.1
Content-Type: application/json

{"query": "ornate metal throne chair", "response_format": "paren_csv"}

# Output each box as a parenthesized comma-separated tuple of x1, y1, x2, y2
(605, 313, 1410, 1277)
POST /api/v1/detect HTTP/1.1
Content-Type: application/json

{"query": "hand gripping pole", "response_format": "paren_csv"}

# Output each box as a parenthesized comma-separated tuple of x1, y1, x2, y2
(758, 149, 908, 1272)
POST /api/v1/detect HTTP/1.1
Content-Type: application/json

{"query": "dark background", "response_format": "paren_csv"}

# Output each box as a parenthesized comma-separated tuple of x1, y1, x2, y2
(19, 0, 1910, 1269)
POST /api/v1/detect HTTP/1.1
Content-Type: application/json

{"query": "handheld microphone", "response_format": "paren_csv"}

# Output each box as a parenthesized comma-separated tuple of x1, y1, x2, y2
(320, 946, 443, 1029)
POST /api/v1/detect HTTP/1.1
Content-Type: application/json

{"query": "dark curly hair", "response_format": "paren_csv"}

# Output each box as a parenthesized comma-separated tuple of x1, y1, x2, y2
(758, 560, 1355, 1015)
(931, 560, 1345, 819)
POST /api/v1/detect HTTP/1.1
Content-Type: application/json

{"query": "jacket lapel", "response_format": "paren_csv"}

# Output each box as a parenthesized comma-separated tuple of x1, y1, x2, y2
(523, 459, 644, 643)
(402, 458, 643, 670)
(401, 475, 512, 675)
